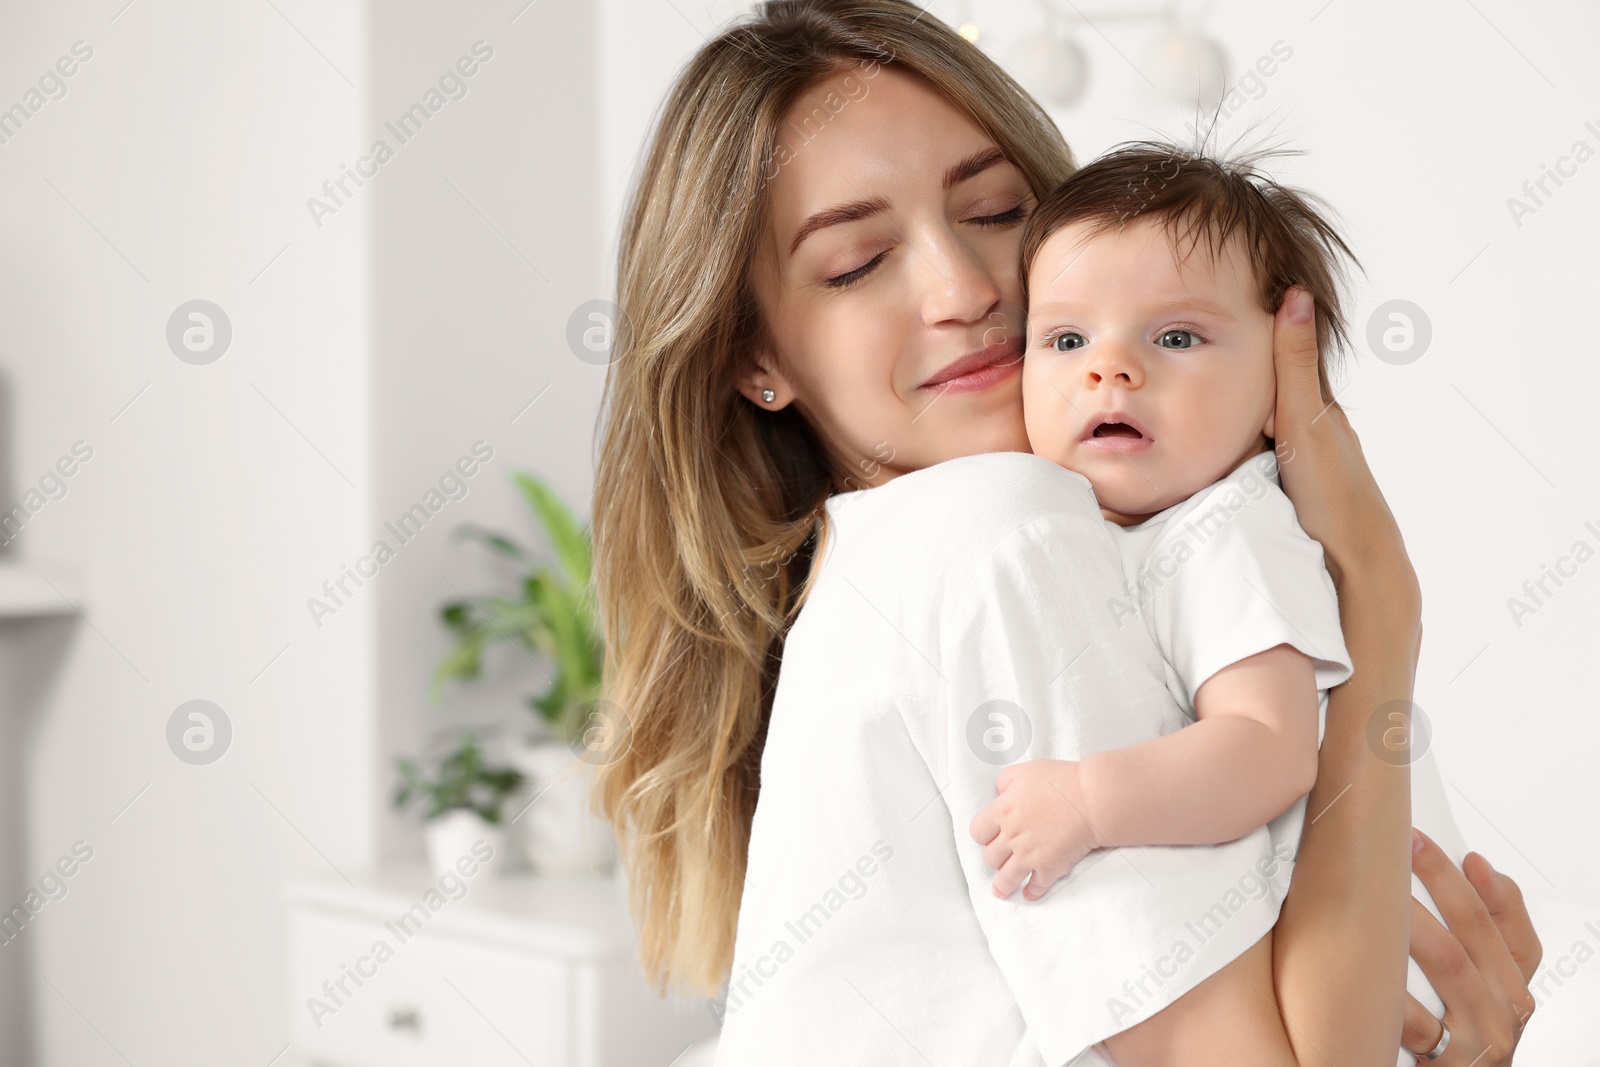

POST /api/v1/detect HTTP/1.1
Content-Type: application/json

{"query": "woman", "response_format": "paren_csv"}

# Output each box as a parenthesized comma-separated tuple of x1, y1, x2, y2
(591, 2, 1542, 1062)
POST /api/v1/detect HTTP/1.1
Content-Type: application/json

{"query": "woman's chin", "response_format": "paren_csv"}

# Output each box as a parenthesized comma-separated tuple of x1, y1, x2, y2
(931, 407, 1030, 462)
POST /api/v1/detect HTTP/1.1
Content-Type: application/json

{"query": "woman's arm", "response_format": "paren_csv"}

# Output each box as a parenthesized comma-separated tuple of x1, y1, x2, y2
(1266, 286, 1420, 1065)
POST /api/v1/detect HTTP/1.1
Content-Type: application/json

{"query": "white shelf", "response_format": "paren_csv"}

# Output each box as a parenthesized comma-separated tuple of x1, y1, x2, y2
(285, 866, 640, 962)
(284, 865, 718, 1067)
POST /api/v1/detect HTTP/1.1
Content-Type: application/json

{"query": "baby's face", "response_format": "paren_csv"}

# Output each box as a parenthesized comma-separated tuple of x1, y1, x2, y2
(1023, 216, 1278, 526)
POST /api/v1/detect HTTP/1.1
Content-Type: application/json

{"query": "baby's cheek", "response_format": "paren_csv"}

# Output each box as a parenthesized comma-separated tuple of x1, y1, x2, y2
(1020, 378, 1070, 461)
(1165, 395, 1253, 490)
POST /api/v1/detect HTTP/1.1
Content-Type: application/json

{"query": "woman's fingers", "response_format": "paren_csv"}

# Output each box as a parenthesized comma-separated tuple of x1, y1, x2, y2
(1462, 852, 1544, 985)
(1399, 991, 1449, 1062)
(1271, 286, 1327, 429)
(1269, 286, 1421, 620)
(1404, 837, 1544, 1065)
(1269, 288, 1357, 574)
(1409, 895, 1496, 1039)
(1412, 831, 1521, 991)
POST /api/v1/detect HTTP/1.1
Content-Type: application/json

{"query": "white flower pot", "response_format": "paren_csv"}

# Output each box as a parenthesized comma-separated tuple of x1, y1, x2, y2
(508, 737, 617, 877)
(424, 808, 509, 878)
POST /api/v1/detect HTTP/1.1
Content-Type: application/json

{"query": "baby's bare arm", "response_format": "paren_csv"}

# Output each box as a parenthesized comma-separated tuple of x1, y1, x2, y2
(1079, 644, 1320, 847)
(970, 644, 1321, 899)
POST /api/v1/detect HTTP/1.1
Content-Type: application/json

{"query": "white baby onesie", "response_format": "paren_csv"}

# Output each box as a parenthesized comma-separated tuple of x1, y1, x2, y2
(1111, 449, 1446, 1066)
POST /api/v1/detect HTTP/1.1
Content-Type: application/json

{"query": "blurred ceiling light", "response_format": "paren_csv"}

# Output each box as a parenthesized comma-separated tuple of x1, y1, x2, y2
(990, 1, 1226, 110)
(1007, 33, 1090, 108)
(1140, 30, 1227, 107)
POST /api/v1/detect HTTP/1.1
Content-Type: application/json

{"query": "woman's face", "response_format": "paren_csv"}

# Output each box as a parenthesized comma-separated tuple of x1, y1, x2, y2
(743, 66, 1038, 488)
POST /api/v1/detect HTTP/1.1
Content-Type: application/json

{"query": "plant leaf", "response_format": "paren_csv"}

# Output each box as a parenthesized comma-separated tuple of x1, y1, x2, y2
(513, 471, 591, 591)
(451, 523, 531, 563)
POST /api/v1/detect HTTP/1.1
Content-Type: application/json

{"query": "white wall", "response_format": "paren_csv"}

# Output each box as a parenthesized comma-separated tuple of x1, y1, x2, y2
(366, 0, 601, 864)
(0, 2, 374, 1064)
(0, 0, 603, 1062)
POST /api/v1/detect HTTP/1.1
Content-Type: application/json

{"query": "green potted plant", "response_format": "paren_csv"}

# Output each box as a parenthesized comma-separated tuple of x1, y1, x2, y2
(393, 730, 523, 876)
(428, 471, 616, 876)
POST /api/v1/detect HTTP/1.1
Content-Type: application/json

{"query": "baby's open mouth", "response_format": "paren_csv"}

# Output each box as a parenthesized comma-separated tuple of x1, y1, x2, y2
(1081, 412, 1153, 449)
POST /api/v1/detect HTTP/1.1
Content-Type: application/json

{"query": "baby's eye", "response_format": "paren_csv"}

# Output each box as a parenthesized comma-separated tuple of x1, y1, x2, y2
(1051, 331, 1087, 352)
(1157, 329, 1202, 350)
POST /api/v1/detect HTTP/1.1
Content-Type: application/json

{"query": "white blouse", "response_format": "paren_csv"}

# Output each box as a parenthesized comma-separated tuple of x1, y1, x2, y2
(713, 451, 1296, 1066)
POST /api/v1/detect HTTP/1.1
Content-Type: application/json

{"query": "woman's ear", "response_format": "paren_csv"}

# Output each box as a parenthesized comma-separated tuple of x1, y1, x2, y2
(734, 353, 796, 410)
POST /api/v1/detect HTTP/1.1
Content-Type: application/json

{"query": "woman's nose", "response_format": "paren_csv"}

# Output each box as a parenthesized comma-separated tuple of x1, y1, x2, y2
(920, 232, 1004, 328)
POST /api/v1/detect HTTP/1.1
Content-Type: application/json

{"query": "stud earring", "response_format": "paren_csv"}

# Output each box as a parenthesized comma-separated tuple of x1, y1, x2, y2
(761, 388, 776, 404)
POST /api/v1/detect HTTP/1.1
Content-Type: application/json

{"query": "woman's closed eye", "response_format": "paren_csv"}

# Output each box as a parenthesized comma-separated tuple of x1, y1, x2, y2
(821, 204, 1031, 291)
(824, 250, 888, 290)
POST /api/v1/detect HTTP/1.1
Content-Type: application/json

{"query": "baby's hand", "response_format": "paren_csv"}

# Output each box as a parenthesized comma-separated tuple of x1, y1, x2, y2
(968, 759, 1108, 901)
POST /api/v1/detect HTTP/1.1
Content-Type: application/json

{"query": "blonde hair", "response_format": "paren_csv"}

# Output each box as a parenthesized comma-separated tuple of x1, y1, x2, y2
(591, 0, 1075, 996)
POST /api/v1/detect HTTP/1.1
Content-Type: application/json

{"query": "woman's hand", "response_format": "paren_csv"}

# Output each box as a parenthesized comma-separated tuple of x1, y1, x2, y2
(1271, 287, 1422, 637)
(1400, 831, 1543, 1064)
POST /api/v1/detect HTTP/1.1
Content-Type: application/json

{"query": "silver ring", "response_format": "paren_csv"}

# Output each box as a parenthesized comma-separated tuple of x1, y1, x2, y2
(1422, 1021, 1450, 1060)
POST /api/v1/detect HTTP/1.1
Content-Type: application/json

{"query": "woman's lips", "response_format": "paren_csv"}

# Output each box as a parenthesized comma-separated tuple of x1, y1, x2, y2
(920, 337, 1025, 395)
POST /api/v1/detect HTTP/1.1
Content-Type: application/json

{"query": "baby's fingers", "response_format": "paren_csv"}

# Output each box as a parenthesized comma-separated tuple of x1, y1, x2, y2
(969, 802, 1000, 846)
(1022, 866, 1061, 902)
(981, 834, 1012, 873)
(992, 853, 1031, 900)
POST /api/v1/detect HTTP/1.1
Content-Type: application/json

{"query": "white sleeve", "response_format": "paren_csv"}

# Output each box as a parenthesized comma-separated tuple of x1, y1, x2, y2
(930, 509, 1299, 1065)
(1145, 486, 1353, 709)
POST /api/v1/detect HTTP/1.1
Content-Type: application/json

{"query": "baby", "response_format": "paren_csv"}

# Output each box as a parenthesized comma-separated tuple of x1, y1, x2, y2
(969, 144, 1446, 1061)
(970, 141, 1356, 895)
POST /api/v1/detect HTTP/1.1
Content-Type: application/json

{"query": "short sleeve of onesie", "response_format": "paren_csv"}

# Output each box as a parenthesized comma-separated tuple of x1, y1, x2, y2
(1117, 453, 1354, 716)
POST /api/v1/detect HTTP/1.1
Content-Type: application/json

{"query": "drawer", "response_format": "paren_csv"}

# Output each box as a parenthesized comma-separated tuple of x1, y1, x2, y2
(289, 907, 570, 1066)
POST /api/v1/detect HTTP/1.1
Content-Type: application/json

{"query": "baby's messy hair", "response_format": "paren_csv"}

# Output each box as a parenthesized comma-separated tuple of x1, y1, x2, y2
(1019, 139, 1360, 403)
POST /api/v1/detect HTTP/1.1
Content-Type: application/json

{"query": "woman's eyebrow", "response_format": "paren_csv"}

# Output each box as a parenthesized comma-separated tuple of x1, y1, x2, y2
(943, 145, 1007, 190)
(787, 195, 891, 257)
(786, 146, 1011, 258)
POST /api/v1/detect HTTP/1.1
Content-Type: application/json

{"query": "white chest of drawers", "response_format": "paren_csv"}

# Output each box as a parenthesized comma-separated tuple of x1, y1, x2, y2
(285, 868, 717, 1067)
